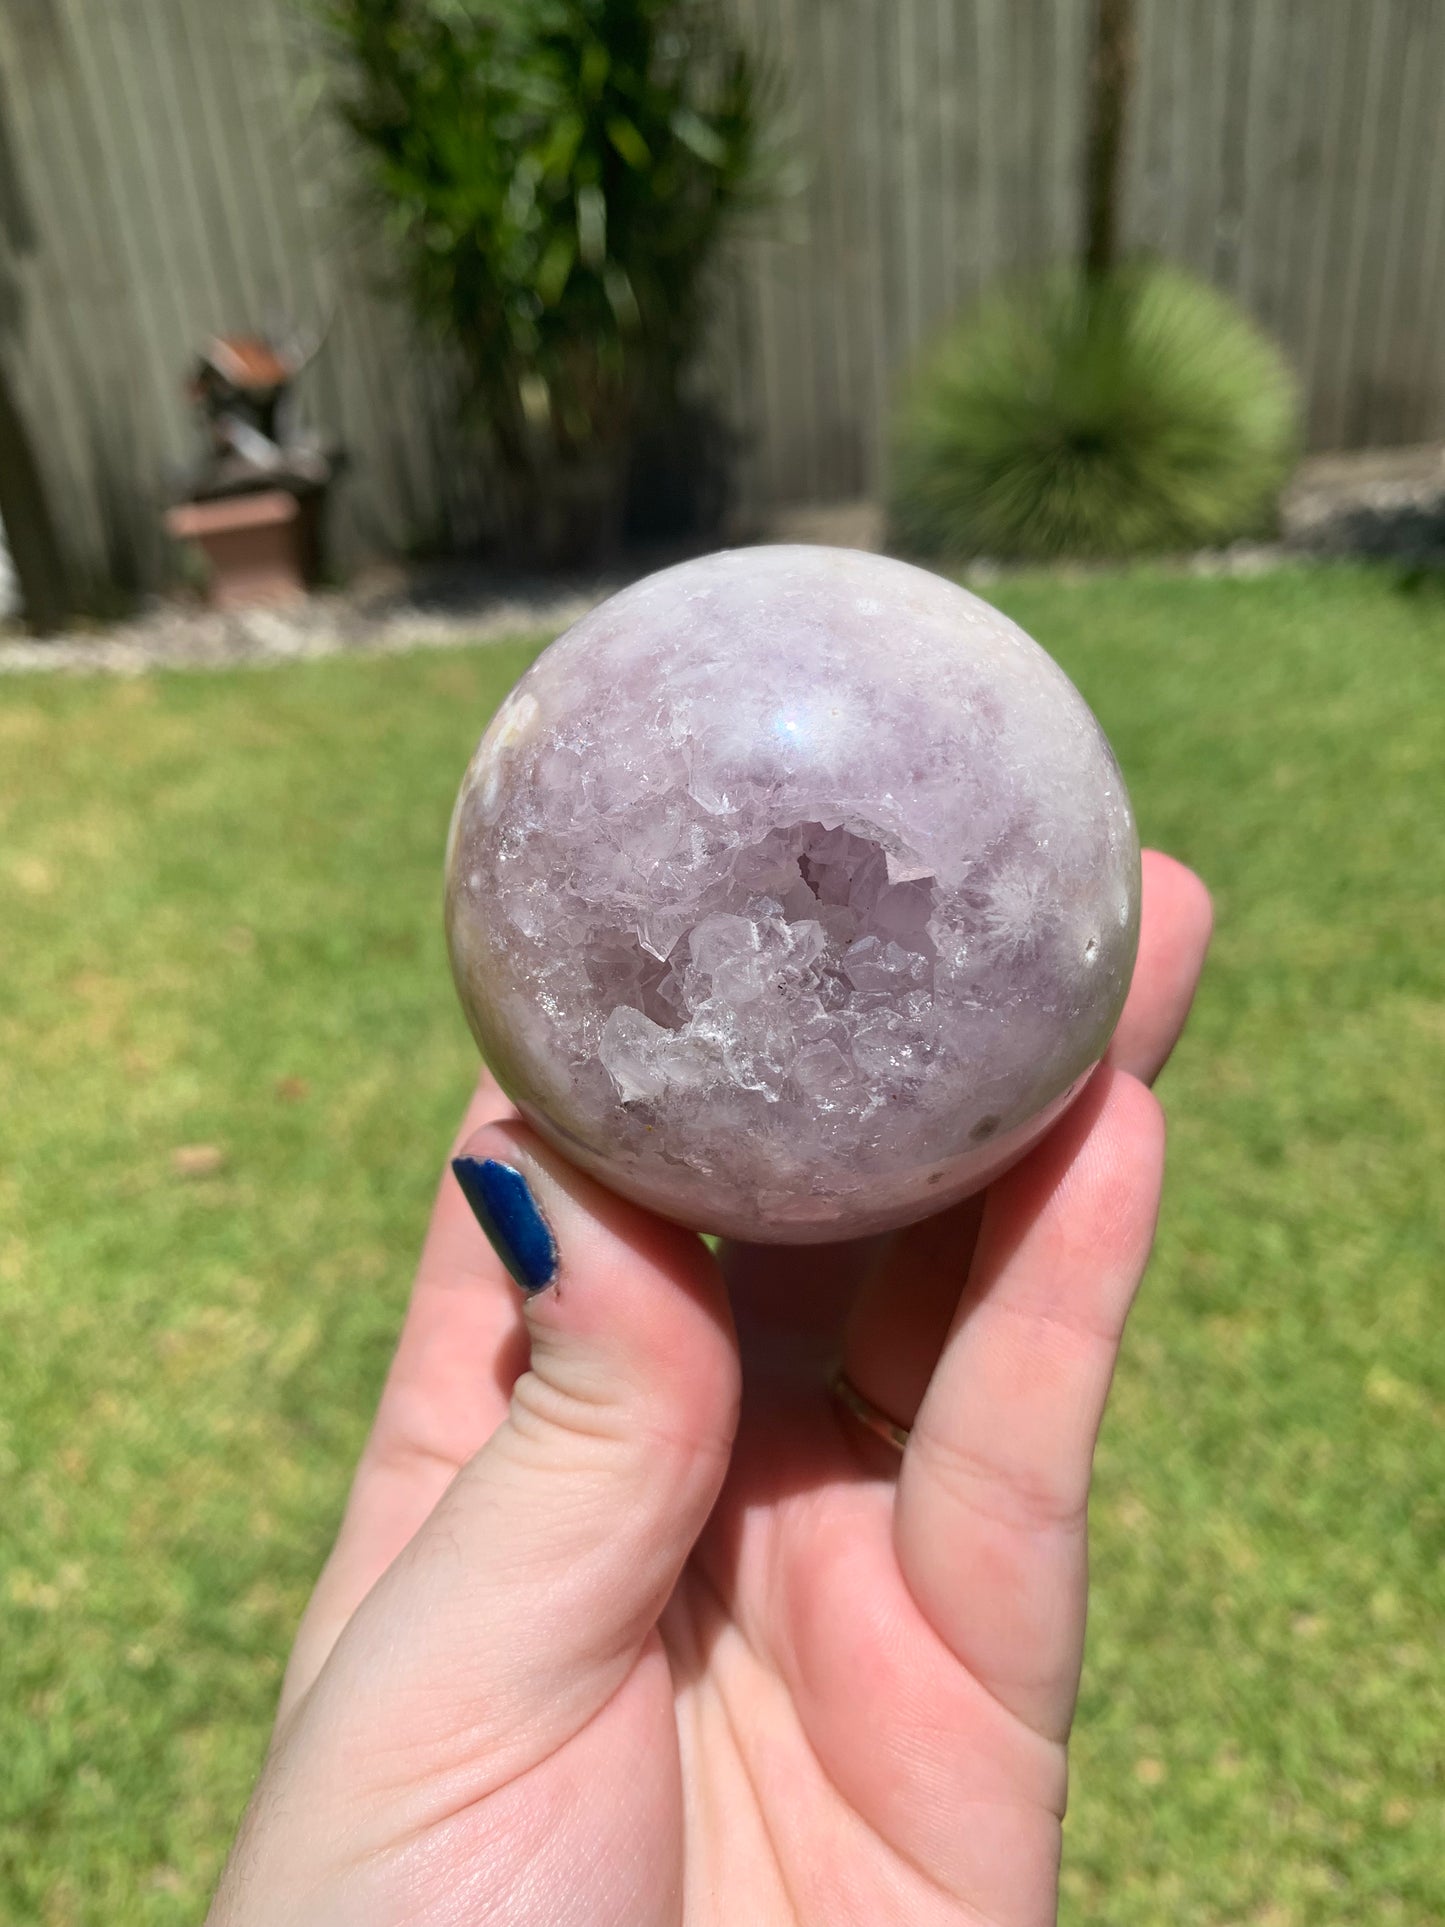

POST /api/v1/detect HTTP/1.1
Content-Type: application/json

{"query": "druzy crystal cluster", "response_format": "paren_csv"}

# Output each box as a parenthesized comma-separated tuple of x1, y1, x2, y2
(446, 547, 1139, 1242)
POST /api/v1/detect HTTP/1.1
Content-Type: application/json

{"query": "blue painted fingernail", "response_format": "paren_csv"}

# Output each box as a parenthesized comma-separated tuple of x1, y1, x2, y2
(451, 1156, 558, 1295)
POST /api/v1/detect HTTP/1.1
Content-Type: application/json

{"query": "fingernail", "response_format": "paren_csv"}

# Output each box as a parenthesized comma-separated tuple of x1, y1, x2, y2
(451, 1156, 558, 1295)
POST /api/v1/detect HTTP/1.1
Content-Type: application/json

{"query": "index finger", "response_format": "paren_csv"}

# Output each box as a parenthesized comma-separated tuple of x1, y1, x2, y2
(1108, 850, 1213, 1085)
(280, 1067, 524, 1717)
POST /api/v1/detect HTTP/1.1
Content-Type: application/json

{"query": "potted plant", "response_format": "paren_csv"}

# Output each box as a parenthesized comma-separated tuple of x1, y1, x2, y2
(164, 331, 338, 608)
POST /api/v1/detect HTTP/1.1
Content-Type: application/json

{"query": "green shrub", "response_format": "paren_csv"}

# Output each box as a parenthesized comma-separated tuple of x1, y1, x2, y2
(888, 263, 1299, 562)
(321, 0, 777, 560)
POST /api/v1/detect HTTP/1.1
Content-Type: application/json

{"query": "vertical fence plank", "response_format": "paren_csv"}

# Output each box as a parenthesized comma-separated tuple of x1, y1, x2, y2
(1301, 0, 1373, 447)
(1404, 4, 1445, 441)
(1017, 0, 1059, 274)
(1360, 0, 1434, 446)
(894, 0, 924, 359)
(1323, 0, 1394, 447)
(1246, 0, 1302, 345)
(1048, 0, 1088, 267)
(932, 0, 963, 319)
(971, 0, 1004, 297)
(755, 0, 814, 503)
(849, 0, 893, 495)
(1273, 0, 1334, 443)
(945, 1, 981, 318)
(732, 0, 787, 506)
(0, 17, 107, 581)
(1124, 0, 1171, 255)
(1211, 0, 1254, 290)
(801, 0, 845, 497)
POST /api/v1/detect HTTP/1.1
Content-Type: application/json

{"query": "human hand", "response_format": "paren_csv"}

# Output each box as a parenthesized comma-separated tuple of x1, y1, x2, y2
(210, 851, 1211, 1927)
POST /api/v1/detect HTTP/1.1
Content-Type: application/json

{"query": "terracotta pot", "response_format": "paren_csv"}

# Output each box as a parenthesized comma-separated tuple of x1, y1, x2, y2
(165, 489, 323, 609)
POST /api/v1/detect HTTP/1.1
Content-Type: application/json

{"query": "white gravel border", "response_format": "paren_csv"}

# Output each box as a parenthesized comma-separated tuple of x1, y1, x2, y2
(0, 581, 608, 677)
(4, 445, 1442, 677)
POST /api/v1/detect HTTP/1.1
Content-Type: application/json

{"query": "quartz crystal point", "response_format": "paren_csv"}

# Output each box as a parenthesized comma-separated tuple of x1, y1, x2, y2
(446, 546, 1140, 1244)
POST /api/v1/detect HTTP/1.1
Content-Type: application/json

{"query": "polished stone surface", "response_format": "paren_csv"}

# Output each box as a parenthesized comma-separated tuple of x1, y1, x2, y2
(446, 546, 1139, 1242)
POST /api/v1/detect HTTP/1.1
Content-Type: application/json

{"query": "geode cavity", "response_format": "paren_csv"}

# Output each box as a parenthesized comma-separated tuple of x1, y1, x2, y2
(446, 546, 1139, 1243)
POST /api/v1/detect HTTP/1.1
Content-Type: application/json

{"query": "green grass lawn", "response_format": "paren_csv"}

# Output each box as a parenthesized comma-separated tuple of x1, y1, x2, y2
(2, 565, 1441, 1925)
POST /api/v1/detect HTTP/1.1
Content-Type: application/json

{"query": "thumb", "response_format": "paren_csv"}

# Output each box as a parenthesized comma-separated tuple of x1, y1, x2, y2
(305, 1118, 739, 1806)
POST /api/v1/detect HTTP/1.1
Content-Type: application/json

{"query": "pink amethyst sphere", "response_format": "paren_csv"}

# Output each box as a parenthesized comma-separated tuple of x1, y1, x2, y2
(445, 546, 1139, 1243)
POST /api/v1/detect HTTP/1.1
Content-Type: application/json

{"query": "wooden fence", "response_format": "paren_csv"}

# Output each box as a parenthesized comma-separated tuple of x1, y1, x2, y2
(3, 0, 1445, 591)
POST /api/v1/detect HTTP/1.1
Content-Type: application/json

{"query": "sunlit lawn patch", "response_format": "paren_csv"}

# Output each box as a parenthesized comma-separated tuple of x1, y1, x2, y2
(1, 565, 1440, 1924)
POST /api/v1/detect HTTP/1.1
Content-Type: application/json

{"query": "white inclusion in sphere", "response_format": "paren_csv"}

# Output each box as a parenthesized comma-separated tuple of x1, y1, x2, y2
(445, 546, 1140, 1244)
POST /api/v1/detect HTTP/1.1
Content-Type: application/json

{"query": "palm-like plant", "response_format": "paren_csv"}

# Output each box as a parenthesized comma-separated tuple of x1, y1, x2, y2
(888, 264, 1299, 562)
(322, 0, 775, 559)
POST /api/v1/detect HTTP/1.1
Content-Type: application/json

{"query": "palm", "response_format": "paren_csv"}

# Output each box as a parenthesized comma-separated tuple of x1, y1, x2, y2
(663, 1380, 1066, 1926)
(464, 1370, 1064, 1927)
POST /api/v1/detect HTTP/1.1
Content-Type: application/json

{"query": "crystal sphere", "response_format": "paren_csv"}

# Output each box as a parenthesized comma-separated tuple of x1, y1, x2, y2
(446, 547, 1139, 1244)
